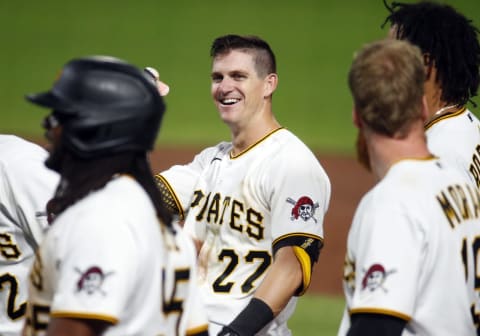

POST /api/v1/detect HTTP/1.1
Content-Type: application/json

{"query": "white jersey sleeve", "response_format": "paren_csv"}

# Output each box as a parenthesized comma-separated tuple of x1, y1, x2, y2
(0, 135, 58, 336)
(266, 141, 330, 241)
(159, 143, 230, 218)
(178, 228, 209, 334)
(345, 190, 422, 316)
(44, 181, 153, 322)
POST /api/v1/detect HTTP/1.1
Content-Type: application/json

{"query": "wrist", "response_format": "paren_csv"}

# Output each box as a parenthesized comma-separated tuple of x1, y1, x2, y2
(227, 298, 274, 335)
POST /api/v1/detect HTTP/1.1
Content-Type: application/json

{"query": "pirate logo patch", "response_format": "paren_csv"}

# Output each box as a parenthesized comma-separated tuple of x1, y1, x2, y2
(75, 266, 114, 296)
(361, 263, 396, 292)
(286, 196, 319, 223)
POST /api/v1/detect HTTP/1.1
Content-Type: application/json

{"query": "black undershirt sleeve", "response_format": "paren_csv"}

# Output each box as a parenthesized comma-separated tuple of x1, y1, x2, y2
(347, 313, 407, 336)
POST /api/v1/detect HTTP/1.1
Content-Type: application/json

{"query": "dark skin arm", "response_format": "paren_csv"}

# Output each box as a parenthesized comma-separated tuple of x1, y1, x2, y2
(46, 317, 111, 336)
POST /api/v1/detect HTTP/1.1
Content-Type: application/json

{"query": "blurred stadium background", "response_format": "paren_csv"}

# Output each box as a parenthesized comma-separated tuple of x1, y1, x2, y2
(2, 1, 479, 334)
(3, 0, 478, 154)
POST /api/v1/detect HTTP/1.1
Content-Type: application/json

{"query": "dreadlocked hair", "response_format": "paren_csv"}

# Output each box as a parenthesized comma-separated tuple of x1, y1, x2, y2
(47, 151, 173, 228)
(382, 0, 480, 107)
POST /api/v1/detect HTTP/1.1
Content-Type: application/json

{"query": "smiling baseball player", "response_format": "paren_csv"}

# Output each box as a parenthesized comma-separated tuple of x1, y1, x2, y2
(156, 34, 331, 335)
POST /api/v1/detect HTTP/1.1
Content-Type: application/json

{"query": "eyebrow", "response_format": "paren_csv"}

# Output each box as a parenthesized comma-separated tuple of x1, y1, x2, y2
(211, 70, 249, 77)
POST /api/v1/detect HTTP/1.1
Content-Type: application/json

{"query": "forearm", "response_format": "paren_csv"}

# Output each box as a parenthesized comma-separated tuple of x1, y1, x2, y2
(254, 246, 303, 316)
(218, 247, 303, 335)
(46, 317, 110, 336)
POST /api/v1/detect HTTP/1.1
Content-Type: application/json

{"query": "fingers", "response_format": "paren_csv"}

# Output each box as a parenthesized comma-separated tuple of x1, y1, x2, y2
(144, 66, 159, 81)
(144, 67, 170, 97)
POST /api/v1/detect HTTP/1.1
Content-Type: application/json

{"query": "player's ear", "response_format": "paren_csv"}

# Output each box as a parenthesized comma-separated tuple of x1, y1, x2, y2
(423, 53, 435, 81)
(352, 107, 362, 129)
(420, 95, 429, 123)
(263, 73, 278, 98)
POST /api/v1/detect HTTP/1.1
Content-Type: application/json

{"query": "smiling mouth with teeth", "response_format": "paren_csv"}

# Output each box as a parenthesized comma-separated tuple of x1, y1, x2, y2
(221, 98, 240, 105)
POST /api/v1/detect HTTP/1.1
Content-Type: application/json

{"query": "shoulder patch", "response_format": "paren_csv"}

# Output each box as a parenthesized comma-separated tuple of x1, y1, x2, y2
(286, 196, 319, 223)
(75, 266, 114, 296)
(361, 263, 396, 292)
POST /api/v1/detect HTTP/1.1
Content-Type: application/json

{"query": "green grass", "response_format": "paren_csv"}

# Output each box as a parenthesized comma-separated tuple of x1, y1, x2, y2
(290, 294, 345, 335)
(1, 0, 479, 154)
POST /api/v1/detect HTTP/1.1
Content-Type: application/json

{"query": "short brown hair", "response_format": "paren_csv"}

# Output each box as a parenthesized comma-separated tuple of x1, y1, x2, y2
(348, 39, 425, 137)
(210, 34, 276, 77)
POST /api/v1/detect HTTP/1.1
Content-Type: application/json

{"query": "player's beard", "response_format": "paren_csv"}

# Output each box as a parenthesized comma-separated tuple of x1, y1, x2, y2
(355, 129, 371, 172)
(45, 142, 67, 172)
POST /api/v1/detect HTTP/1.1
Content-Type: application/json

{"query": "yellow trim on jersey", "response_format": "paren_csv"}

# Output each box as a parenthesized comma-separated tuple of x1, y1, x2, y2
(350, 307, 411, 322)
(186, 324, 209, 335)
(272, 232, 324, 246)
(50, 311, 119, 324)
(424, 106, 467, 130)
(156, 173, 185, 220)
(292, 246, 312, 296)
(230, 127, 285, 159)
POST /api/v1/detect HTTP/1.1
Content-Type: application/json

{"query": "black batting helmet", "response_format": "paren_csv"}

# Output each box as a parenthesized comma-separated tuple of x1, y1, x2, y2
(26, 55, 165, 158)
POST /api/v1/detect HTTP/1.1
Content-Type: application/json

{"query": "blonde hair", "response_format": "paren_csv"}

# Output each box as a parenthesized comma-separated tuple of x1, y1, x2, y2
(348, 39, 425, 137)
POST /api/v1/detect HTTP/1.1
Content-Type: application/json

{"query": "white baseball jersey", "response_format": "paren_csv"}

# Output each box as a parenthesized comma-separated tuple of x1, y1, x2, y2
(24, 175, 208, 336)
(426, 107, 480, 188)
(339, 158, 479, 335)
(160, 128, 331, 335)
(0, 135, 58, 336)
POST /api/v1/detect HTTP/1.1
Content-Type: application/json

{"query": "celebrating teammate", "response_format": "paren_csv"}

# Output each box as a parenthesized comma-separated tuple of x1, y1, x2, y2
(0, 136, 58, 335)
(383, 1, 480, 187)
(23, 56, 208, 335)
(338, 39, 480, 335)
(155, 34, 331, 335)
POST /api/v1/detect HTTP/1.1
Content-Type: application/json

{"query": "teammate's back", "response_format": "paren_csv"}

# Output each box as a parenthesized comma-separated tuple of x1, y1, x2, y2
(341, 157, 477, 335)
(425, 108, 480, 188)
(26, 175, 205, 335)
(0, 135, 58, 336)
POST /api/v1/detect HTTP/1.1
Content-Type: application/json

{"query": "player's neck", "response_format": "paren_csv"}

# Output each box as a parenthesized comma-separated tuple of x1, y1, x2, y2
(424, 78, 460, 122)
(368, 124, 431, 181)
(230, 116, 281, 156)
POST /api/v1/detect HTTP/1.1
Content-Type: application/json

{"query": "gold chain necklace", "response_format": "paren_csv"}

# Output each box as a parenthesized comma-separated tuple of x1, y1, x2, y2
(434, 105, 457, 116)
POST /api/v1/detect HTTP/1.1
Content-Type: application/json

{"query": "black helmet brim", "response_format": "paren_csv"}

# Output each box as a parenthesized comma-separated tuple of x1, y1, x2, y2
(25, 91, 74, 113)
